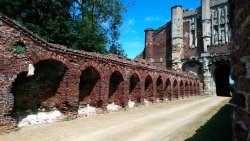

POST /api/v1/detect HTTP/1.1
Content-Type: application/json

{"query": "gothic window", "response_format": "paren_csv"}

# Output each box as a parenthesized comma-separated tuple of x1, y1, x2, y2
(221, 8, 225, 16)
(191, 30, 195, 47)
(189, 17, 196, 48)
(221, 28, 226, 44)
(221, 8, 225, 24)
(213, 27, 219, 45)
(213, 10, 218, 25)
(214, 10, 218, 18)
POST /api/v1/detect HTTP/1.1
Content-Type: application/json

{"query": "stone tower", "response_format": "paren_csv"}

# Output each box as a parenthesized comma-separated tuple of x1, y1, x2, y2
(171, 6, 184, 71)
(202, 0, 211, 52)
(201, 0, 212, 95)
(144, 28, 154, 59)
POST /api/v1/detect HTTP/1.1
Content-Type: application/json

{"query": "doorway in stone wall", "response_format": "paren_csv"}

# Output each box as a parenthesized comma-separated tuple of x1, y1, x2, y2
(212, 61, 231, 97)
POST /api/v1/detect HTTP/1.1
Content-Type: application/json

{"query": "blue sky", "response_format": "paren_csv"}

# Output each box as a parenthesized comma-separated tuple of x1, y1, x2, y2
(120, 0, 201, 58)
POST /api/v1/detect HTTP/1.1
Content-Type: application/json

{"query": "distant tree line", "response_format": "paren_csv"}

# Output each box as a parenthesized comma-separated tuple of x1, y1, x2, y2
(0, 0, 126, 56)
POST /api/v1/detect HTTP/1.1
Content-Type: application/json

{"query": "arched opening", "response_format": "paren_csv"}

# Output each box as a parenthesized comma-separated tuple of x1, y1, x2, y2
(182, 60, 203, 83)
(79, 67, 101, 107)
(196, 83, 200, 96)
(179, 81, 184, 98)
(109, 71, 124, 106)
(194, 82, 197, 96)
(129, 73, 141, 103)
(156, 76, 164, 101)
(145, 75, 153, 102)
(185, 81, 189, 97)
(190, 82, 193, 96)
(213, 63, 231, 97)
(173, 80, 178, 99)
(11, 59, 67, 122)
(165, 79, 171, 100)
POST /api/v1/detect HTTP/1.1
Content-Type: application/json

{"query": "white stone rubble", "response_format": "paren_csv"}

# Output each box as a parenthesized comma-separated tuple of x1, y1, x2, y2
(18, 108, 62, 127)
(128, 100, 135, 108)
(78, 104, 97, 116)
(156, 98, 161, 103)
(107, 102, 122, 111)
(144, 99, 151, 106)
(27, 64, 35, 76)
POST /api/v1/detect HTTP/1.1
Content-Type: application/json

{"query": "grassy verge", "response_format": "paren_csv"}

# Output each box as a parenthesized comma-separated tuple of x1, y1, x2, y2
(185, 103, 232, 141)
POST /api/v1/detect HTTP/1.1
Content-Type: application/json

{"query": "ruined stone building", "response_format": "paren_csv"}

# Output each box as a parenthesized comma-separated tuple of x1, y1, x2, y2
(138, 0, 231, 96)
(0, 13, 200, 131)
(1, 0, 250, 140)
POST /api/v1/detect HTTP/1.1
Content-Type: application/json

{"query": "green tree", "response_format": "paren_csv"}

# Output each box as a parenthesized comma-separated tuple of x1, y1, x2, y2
(0, 0, 126, 55)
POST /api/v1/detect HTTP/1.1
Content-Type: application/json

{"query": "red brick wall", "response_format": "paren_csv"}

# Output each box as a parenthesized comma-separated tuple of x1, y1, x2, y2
(231, 0, 250, 140)
(152, 23, 172, 69)
(0, 14, 200, 131)
(208, 44, 230, 55)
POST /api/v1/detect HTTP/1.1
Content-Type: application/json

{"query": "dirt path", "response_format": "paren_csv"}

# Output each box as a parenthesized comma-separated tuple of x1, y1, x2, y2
(0, 96, 230, 141)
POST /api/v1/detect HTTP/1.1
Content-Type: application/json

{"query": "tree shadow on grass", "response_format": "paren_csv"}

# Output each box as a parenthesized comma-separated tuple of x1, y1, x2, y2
(186, 104, 232, 141)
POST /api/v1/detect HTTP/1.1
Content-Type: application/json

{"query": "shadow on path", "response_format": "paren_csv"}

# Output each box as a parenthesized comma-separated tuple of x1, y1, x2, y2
(186, 104, 232, 141)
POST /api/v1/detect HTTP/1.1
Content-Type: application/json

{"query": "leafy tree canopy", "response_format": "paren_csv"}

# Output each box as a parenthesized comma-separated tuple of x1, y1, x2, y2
(0, 0, 126, 55)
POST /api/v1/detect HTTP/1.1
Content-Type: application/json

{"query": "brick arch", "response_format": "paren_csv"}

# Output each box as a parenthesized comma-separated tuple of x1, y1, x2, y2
(156, 75, 164, 100)
(144, 74, 154, 102)
(165, 77, 172, 100)
(190, 81, 196, 96)
(129, 72, 141, 103)
(179, 80, 185, 98)
(0, 57, 35, 117)
(189, 81, 193, 96)
(185, 81, 189, 97)
(79, 60, 103, 79)
(108, 70, 125, 107)
(128, 70, 142, 81)
(10, 59, 68, 124)
(172, 79, 178, 99)
(79, 66, 102, 107)
(29, 51, 72, 69)
(106, 66, 125, 81)
(196, 82, 200, 95)
(193, 82, 197, 96)
(195, 81, 199, 96)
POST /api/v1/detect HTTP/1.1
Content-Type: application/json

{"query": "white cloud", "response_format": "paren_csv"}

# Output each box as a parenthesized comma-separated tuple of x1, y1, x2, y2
(121, 18, 136, 34)
(127, 19, 135, 25)
(143, 16, 162, 22)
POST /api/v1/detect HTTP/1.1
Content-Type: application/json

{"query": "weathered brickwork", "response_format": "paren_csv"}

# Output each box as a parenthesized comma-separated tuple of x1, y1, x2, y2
(0, 14, 201, 131)
(231, 0, 250, 140)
